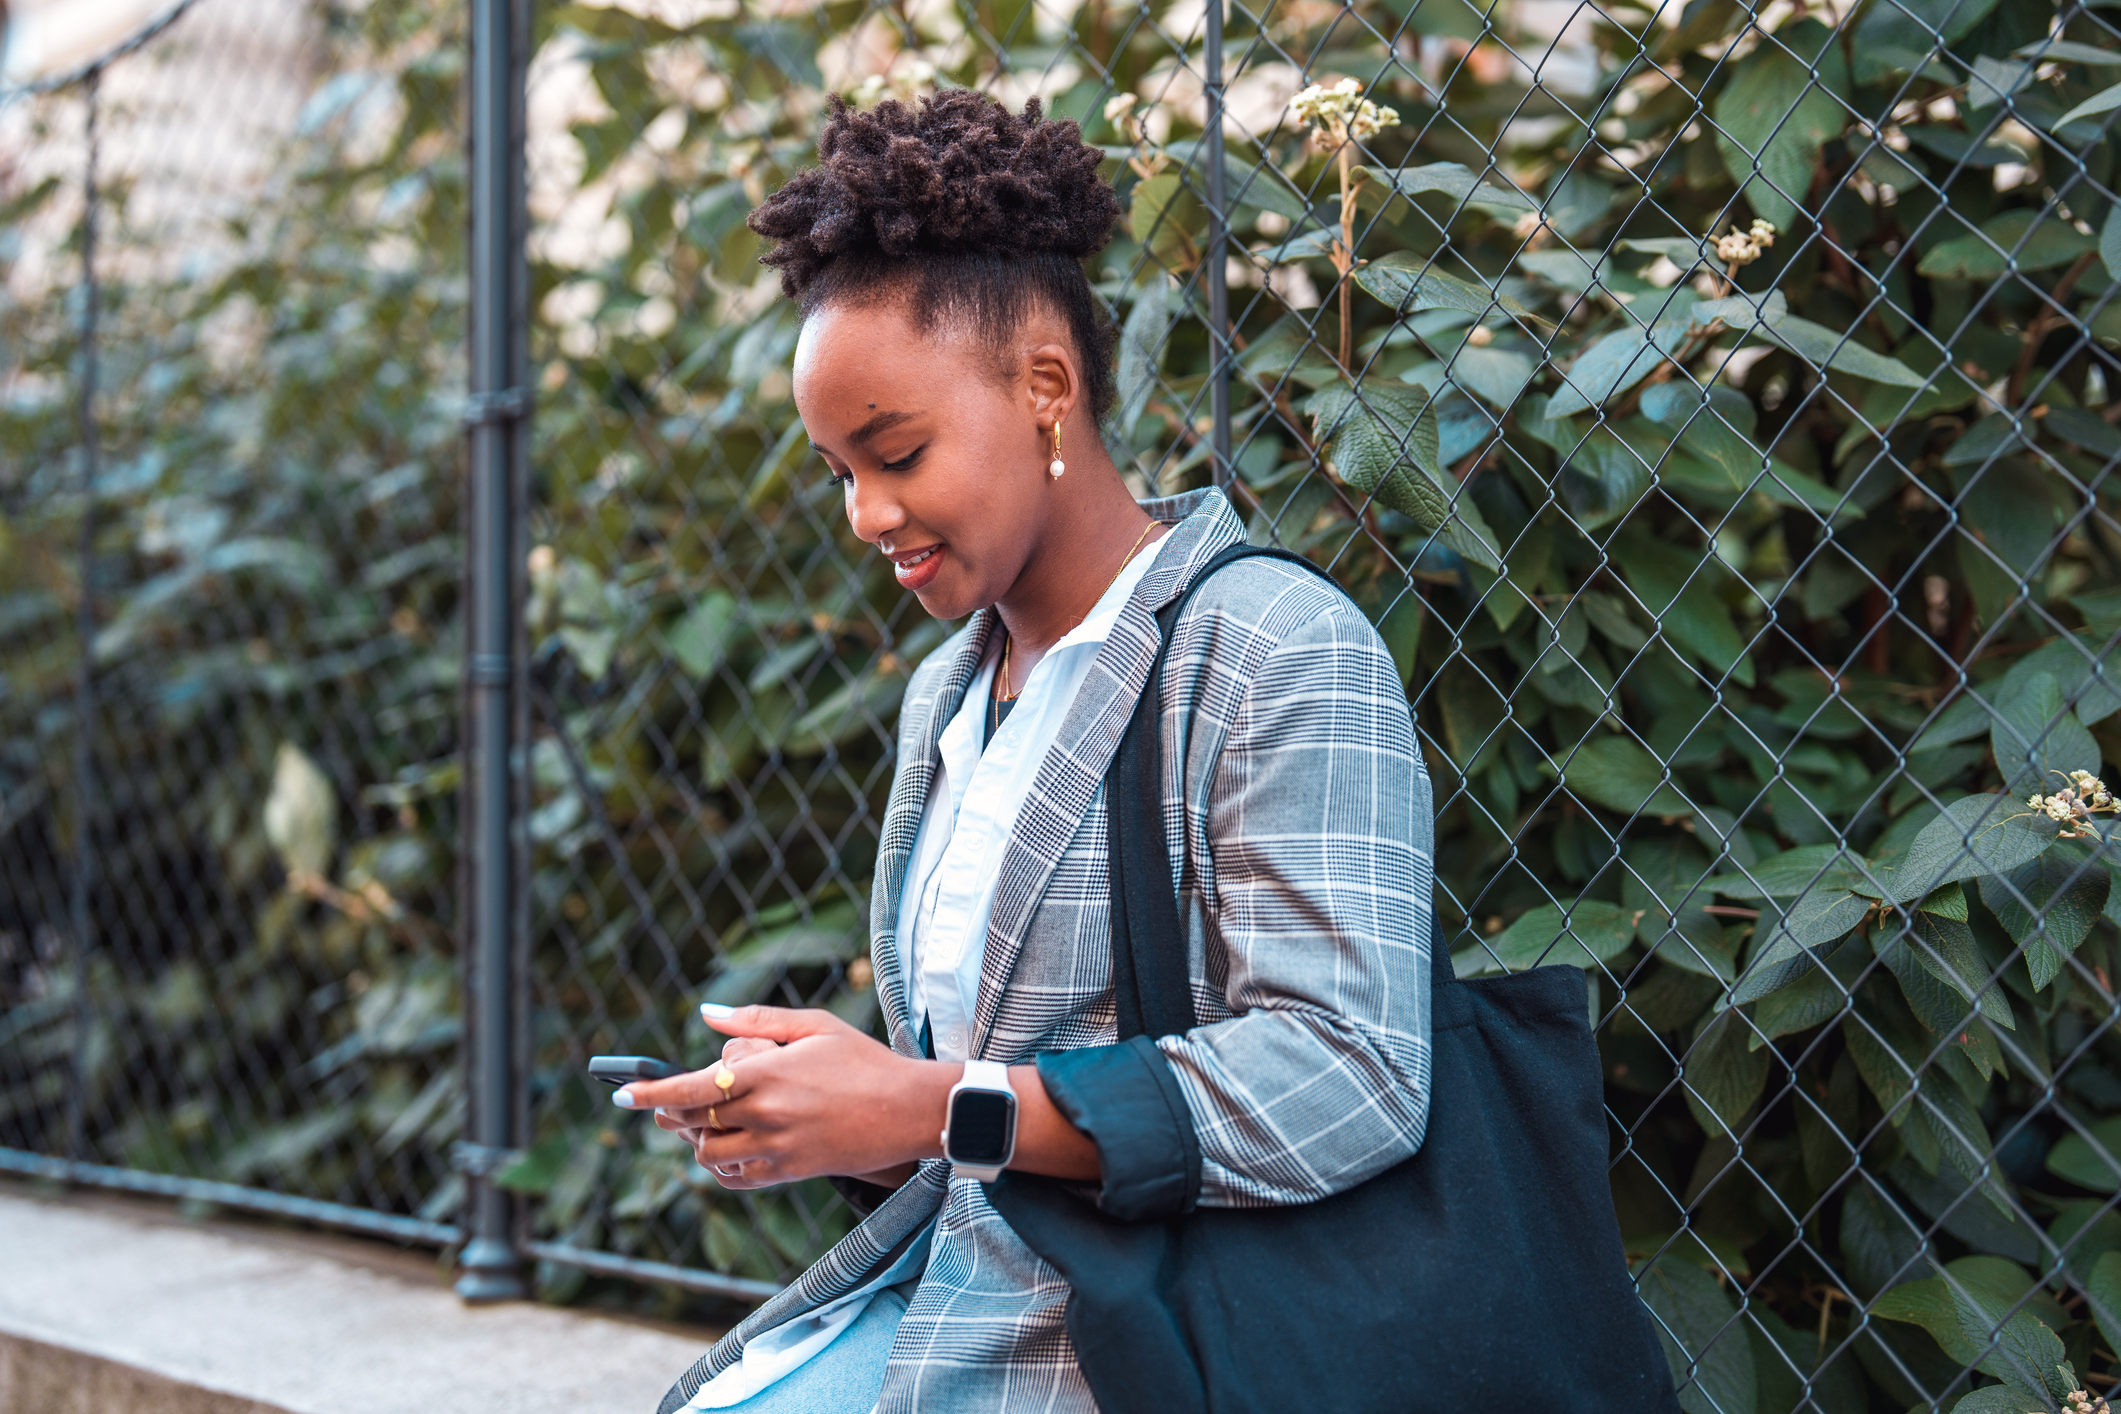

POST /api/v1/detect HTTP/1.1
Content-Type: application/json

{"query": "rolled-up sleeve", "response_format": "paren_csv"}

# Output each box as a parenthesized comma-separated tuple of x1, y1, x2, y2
(1161, 604, 1432, 1208)
(1036, 1035, 1201, 1220)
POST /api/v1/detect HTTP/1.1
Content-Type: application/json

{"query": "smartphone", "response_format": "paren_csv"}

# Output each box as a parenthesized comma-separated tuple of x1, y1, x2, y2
(587, 1054, 686, 1087)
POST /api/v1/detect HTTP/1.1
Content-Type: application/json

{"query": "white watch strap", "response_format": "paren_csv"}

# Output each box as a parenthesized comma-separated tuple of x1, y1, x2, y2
(959, 1059, 1011, 1091)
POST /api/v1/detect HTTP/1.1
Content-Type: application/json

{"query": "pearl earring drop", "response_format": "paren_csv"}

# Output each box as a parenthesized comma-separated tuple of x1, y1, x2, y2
(1048, 421, 1065, 480)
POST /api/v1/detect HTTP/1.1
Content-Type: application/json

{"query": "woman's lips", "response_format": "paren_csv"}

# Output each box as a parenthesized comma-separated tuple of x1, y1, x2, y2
(891, 544, 945, 591)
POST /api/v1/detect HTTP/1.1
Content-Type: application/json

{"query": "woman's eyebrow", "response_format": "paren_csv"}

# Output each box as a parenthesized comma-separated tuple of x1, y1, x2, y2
(846, 409, 916, 448)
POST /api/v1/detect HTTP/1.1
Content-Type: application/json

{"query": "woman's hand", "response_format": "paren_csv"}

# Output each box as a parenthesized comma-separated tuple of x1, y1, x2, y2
(622, 1005, 956, 1190)
(651, 1032, 780, 1184)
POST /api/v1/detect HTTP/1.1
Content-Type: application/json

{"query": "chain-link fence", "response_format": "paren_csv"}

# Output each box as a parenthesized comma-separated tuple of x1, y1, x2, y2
(9, 0, 2121, 1405)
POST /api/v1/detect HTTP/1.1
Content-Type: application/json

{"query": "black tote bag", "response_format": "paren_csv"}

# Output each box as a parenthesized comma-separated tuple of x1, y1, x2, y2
(987, 545, 1681, 1414)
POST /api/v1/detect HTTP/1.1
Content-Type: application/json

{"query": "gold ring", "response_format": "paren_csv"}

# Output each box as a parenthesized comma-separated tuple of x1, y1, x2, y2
(714, 1064, 737, 1096)
(708, 1104, 721, 1132)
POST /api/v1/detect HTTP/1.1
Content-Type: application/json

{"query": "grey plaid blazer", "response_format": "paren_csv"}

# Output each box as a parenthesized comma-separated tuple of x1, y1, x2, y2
(658, 487, 1434, 1414)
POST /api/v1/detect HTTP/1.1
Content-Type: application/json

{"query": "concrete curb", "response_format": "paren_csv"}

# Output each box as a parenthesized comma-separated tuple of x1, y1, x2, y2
(0, 1184, 719, 1414)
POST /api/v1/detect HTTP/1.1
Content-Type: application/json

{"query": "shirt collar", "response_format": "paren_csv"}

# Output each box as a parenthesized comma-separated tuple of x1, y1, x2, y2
(1047, 525, 1176, 657)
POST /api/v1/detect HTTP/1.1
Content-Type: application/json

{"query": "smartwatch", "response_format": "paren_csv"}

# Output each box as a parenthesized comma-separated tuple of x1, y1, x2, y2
(942, 1060, 1018, 1182)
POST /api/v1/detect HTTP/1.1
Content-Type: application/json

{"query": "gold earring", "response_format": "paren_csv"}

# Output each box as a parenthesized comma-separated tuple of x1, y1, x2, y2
(1047, 421, 1065, 480)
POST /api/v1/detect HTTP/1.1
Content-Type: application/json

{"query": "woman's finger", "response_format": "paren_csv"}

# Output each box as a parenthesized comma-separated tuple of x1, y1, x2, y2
(717, 1036, 779, 1064)
(657, 1104, 724, 1132)
(617, 1061, 748, 1112)
(700, 1002, 850, 1045)
(688, 1126, 777, 1180)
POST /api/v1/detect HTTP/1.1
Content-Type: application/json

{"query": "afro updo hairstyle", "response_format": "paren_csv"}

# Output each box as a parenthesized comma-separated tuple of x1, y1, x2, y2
(747, 88, 1122, 424)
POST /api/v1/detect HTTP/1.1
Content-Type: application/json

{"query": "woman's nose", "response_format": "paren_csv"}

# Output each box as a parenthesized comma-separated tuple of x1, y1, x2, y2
(844, 476, 905, 546)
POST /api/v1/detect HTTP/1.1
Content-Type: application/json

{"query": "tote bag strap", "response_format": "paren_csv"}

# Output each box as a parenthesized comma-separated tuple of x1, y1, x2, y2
(1107, 543, 1390, 1042)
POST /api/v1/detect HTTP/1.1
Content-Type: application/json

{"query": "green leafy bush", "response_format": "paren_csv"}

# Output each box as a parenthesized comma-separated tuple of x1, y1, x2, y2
(9, 0, 2121, 1396)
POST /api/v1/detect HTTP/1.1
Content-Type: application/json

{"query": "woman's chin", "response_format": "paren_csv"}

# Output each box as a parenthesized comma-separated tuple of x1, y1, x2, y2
(909, 574, 983, 621)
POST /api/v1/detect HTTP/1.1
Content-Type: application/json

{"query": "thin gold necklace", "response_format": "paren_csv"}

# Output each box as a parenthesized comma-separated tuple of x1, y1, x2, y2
(993, 520, 1161, 729)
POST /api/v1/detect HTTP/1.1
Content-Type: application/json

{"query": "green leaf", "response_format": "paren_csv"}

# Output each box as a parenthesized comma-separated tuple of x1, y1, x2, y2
(1853, 0, 1998, 78)
(1711, 844, 1874, 899)
(1623, 836, 1738, 981)
(1999, 631, 2121, 726)
(1614, 530, 1753, 685)
(1308, 383, 1504, 569)
(1730, 890, 1872, 1003)
(1751, 936, 1866, 1042)
(1130, 173, 1202, 271)
(1876, 911, 2015, 1032)
(2058, 79, 2121, 128)
(1635, 1254, 1758, 1414)
(1359, 160, 1535, 212)
(1558, 734, 1691, 816)
(1173, 146, 1313, 223)
(1639, 381, 1854, 516)
(1979, 845, 2111, 988)
(1844, 999, 2002, 1199)
(1949, 1278, 2070, 1399)
(1113, 279, 1175, 439)
(2103, 203, 2121, 282)
(666, 592, 738, 680)
(1486, 898, 1638, 969)
(701, 904, 864, 1005)
(1880, 795, 2062, 903)
(1919, 210, 2101, 280)
(1558, 422, 1660, 530)
(1990, 672, 2101, 796)
(2047, 1116, 2121, 1193)
(1966, 54, 2035, 110)
(1517, 247, 1611, 293)
(1873, 1277, 1988, 1368)
(1355, 252, 1538, 322)
(2085, 1249, 2121, 1362)
(1446, 344, 1536, 408)
(1699, 289, 1927, 386)
(1713, 44, 1845, 230)
(2016, 39, 2121, 64)
(495, 1132, 574, 1194)
(1684, 1007, 1772, 1135)
(1544, 324, 1690, 419)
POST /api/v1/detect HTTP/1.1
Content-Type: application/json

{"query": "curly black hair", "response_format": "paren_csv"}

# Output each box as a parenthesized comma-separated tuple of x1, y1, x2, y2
(747, 89, 1122, 422)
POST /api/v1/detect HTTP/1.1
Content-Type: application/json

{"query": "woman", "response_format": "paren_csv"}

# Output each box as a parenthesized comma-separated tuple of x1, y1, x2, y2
(616, 89, 1435, 1414)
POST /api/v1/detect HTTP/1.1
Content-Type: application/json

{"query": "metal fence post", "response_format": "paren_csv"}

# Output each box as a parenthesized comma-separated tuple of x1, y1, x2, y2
(65, 71, 102, 1172)
(1202, 0, 1230, 487)
(456, 0, 531, 1305)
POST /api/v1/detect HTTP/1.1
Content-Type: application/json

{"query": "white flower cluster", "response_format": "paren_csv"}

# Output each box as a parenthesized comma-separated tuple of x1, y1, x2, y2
(1289, 77, 1401, 146)
(2066, 1390, 2111, 1414)
(1714, 218, 1777, 267)
(851, 61, 937, 107)
(2027, 770, 2118, 838)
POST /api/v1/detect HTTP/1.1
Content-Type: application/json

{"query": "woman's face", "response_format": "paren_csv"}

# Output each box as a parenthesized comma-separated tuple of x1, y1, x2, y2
(793, 299, 1061, 622)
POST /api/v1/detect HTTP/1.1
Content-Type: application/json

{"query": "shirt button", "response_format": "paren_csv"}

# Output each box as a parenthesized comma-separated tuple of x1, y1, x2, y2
(946, 1029, 965, 1050)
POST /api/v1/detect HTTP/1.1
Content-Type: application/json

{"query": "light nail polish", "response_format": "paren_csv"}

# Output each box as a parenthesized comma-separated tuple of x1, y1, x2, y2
(701, 1002, 735, 1018)
(611, 1088, 638, 1108)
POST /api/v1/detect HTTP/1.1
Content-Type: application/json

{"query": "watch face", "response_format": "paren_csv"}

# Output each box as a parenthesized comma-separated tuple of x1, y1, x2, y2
(948, 1089, 1015, 1167)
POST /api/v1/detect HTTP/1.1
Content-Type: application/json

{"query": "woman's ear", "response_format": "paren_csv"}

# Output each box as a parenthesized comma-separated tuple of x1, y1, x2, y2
(1023, 341, 1078, 430)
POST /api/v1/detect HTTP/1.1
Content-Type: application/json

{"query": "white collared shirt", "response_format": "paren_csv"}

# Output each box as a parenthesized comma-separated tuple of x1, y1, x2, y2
(898, 536, 1166, 1061)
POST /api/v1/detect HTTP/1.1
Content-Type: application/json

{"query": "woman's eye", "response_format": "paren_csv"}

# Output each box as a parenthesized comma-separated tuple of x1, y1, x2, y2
(828, 469, 853, 487)
(880, 446, 925, 473)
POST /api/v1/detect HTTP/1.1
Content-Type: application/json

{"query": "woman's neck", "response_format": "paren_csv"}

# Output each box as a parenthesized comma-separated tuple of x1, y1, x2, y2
(992, 465, 1162, 688)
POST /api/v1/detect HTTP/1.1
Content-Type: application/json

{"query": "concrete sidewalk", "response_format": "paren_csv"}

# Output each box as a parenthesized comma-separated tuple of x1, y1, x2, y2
(0, 1182, 720, 1414)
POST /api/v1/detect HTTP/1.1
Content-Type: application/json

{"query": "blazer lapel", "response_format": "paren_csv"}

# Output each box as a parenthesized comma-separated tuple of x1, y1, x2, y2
(967, 490, 1245, 1058)
(869, 611, 995, 1056)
